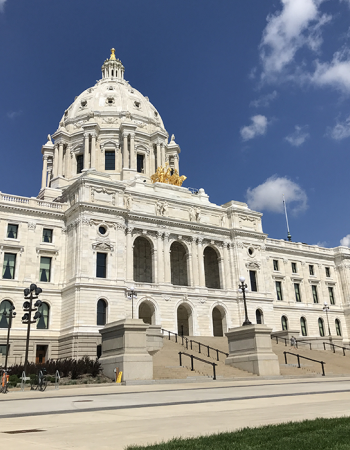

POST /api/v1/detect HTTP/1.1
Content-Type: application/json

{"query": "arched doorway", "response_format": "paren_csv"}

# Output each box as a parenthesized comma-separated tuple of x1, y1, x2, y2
(139, 301, 155, 325)
(212, 306, 226, 336)
(170, 242, 188, 286)
(204, 247, 221, 289)
(177, 304, 192, 336)
(133, 237, 153, 283)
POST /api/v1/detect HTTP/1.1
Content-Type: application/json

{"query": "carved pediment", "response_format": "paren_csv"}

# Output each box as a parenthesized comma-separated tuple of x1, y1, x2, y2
(92, 241, 114, 251)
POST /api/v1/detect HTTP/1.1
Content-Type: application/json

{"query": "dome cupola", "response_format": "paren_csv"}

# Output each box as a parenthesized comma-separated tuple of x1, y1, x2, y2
(101, 48, 125, 80)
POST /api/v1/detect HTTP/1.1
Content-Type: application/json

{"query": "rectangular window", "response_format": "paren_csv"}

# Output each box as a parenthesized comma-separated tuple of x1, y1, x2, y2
(77, 154, 84, 174)
(325, 267, 330, 278)
(40, 257, 51, 282)
(2, 253, 16, 279)
(7, 224, 18, 239)
(0, 344, 8, 355)
(294, 283, 301, 302)
(312, 285, 318, 303)
(96, 253, 107, 278)
(105, 151, 115, 170)
(291, 262, 297, 274)
(309, 265, 314, 276)
(328, 286, 335, 305)
(249, 270, 257, 292)
(273, 260, 279, 271)
(42, 228, 53, 243)
(276, 281, 283, 300)
(137, 154, 144, 173)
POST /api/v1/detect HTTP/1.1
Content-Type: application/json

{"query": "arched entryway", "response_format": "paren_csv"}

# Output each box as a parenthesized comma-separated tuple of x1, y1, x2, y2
(138, 300, 156, 325)
(170, 241, 188, 286)
(133, 237, 153, 283)
(212, 306, 226, 336)
(177, 304, 192, 336)
(204, 246, 221, 289)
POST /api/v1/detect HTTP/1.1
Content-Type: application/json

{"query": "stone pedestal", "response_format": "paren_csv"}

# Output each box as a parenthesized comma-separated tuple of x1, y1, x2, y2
(146, 325, 163, 355)
(99, 319, 153, 381)
(225, 324, 280, 376)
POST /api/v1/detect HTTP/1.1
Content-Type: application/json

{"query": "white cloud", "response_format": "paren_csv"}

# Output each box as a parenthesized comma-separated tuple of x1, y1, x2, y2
(285, 125, 310, 146)
(240, 115, 268, 141)
(246, 175, 308, 214)
(250, 91, 278, 108)
(340, 234, 350, 247)
(0, 0, 6, 12)
(7, 110, 22, 119)
(259, 0, 330, 81)
(311, 48, 350, 93)
(328, 115, 350, 140)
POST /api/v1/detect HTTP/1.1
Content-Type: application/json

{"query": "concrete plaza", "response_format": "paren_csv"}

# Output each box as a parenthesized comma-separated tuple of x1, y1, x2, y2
(1, 377, 350, 449)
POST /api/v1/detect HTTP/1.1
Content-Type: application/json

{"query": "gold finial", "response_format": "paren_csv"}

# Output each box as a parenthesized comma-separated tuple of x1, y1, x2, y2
(110, 48, 117, 61)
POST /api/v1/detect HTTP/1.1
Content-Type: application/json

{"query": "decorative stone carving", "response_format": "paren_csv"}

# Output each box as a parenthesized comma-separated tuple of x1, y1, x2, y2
(91, 187, 116, 206)
(102, 117, 119, 124)
(220, 214, 226, 227)
(156, 200, 168, 216)
(28, 222, 36, 230)
(92, 241, 114, 252)
(124, 195, 132, 210)
(246, 261, 261, 270)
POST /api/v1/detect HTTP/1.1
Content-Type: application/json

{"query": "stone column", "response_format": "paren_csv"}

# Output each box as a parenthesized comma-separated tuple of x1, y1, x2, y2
(223, 242, 232, 289)
(58, 142, 64, 177)
(41, 155, 48, 189)
(157, 232, 164, 283)
(191, 237, 199, 287)
(126, 227, 133, 281)
(197, 238, 206, 287)
(53, 145, 58, 178)
(218, 256, 226, 290)
(65, 146, 70, 179)
(130, 133, 136, 170)
(71, 152, 77, 177)
(123, 134, 128, 168)
(152, 249, 158, 284)
(160, 144, 165, 166)
(91, 133, 96, 169)
(156, 143, 161, 168)
(174, 154, 179, 172)
(83, 133, 90, 170)
(164, 232, 171, 283)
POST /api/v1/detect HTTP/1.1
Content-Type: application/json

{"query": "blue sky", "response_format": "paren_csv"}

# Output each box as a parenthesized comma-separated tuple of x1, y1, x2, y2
(1, 0, 350, 248)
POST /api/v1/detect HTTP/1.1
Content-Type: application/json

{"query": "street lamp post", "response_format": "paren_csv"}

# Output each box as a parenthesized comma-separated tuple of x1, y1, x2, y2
(3, 305, 16, 371)
(127, 286, 137, 319)
(323, 301, 332, 341)
(238, 276, 251, 326)
(22, 284, 43, 373)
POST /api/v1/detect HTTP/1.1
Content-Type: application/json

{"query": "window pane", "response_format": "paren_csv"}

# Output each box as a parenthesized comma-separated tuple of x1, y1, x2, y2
(281, 316, 288, 330)
(96, 253, 107, 278)
(249, 271, 257, 292)
(309, 265, 314, 275)
(256, 309, 262, 324)
(273, 260, 279, 271)
(300, 318, 307, 336)
(37, 303, 49, 329)
(328, 287, 335, 305)
(97, 299, 107, 325)
(335, 319, 341, 336)
(325, 267, 330, 278)
(294, 283, 301, 302)
(0, 300, 12, 328)
(318, 318, 325, 337)
(2, 253, 16, 279)
(77, 154, 84, 174)
(276, 281, 283, 300)
(292, 262, 297, 273)
(105, 151, 115, 170)
(42, 229, 53, 243)
(40, 257, 51, 282)
(7, 224, 18, 239)
(137, 154, 144, 173)
(312, 285, 318, 303)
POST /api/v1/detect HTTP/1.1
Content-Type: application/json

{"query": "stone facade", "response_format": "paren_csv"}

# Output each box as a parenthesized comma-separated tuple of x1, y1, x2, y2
(1, 49, 350, 365)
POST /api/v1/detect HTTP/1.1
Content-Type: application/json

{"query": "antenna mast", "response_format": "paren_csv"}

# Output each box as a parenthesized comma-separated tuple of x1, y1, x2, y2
(283, 195, 292, 242)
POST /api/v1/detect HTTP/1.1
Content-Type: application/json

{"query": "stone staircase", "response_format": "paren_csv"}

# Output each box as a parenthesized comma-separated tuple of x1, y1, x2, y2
(153, 335, 256, 380)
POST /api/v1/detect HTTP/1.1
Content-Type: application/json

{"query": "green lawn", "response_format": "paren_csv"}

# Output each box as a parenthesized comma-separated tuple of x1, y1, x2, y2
(126, 417, 350, 450)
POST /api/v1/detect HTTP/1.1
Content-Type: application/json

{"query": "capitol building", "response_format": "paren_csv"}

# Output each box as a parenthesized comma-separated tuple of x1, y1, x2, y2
(1, 50, 350, 365)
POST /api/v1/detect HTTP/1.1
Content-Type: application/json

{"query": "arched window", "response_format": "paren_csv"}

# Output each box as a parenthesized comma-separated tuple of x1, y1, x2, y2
(256, 309, 263, 324)
(300, 317, 307, 336)
(97, 299, 107, 326)
(318, 318, 325, 337)
(170, 242, 188, 286)
(0, 300, 13, 329)
(212, 306, 226, 336)
(335, 319, 342, 336)
(139, 301, 155, 325)
(37, 302, 50, 329)
(204, 247, 221, 289)
(281, 315, 288, 331)
(133, 237, 153, 283)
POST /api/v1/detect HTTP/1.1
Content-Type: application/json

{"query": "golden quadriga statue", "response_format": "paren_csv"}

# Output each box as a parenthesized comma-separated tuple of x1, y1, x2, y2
(151, 163, 187, 187)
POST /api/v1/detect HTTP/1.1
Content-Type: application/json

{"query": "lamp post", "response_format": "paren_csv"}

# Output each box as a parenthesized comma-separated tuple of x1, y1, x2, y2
(22, 284, 43, 373)
(323, 301, 332, 341)
(127, 286, 137, 319)
(238, 276, 251, 326)
(3, 304, 16, 371)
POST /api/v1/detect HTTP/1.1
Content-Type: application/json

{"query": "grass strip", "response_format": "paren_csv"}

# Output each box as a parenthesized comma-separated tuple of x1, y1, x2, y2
(126, 417, 350, 450)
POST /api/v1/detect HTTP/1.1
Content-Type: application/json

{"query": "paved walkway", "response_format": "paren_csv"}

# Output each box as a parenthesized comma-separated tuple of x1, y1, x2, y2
(1, 377, 350, 449)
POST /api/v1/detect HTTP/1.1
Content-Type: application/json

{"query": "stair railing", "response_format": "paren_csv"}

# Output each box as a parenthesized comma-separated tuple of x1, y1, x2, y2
(161, 328, 189, 348)
(271, 335, 312, 350)
(283, 351, 325, 376)
(323, 341, 350, 356)
(178, 352, 217, 380)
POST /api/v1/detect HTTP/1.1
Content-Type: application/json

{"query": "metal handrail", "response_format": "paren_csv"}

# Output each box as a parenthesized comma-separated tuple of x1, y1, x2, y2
(271, 335, 289, 346)
(178, 352, 217, 380)
(271, 335, 312, 350)
(161, 328, 189, 348)
(283, 351, 325, 376)
(189, 339, 228, 361)
(296, 339, 312, 350)
(323, 341, 350, 356)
